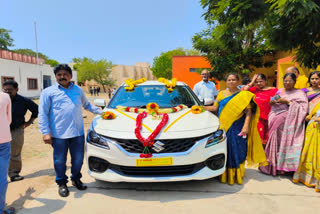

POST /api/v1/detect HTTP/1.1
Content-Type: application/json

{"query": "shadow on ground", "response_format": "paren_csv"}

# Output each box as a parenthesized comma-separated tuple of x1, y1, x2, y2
(70, 168, 289, 203)
(8, 187, 66, 214)
(22, 168, 56, 180)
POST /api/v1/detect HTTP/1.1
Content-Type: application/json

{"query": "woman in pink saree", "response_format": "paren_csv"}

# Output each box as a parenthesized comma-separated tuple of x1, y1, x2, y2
(259, 73, 308, 175)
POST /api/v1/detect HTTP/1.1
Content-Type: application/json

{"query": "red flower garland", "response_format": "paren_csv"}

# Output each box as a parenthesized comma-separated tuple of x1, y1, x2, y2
(135, 112, 169, 158)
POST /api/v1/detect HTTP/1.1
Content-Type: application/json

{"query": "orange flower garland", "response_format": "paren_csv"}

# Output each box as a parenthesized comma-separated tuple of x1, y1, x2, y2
(101, 111, 116, 120)
(117, 103, 187, 115)
(146, 102, 159, 114)
(191, 105, 204, 114)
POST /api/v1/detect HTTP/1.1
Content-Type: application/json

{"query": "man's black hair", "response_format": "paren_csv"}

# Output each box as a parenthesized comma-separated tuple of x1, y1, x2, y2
(54, 64, 72, 75)
(3, 80, 18, 89)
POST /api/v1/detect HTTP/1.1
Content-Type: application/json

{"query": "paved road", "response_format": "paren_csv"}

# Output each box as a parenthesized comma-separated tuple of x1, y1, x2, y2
(18, 161, 319, 214)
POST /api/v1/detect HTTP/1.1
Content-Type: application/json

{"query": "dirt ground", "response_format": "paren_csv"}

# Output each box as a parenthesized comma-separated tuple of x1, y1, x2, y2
(5, 94, 105, 212)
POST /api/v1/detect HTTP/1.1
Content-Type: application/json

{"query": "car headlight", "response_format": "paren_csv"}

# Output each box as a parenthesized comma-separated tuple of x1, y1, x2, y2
(205, 129, 226, 148)
(87, 130, 110, 150)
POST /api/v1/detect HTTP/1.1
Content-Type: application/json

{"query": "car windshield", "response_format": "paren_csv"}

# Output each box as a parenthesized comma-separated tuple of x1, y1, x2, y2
(108, 85, 200, 108)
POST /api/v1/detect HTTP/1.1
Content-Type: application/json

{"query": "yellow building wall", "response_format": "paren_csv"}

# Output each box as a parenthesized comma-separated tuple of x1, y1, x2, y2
(277, 55, 320, 88)
(218, 51, 290, 90)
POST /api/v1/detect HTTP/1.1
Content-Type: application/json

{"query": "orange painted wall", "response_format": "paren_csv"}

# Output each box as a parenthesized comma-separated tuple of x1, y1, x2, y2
(172, 56, 214, 89)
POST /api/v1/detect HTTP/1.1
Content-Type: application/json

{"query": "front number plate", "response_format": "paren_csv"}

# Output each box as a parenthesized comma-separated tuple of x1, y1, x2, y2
(136, 157, 173, 167)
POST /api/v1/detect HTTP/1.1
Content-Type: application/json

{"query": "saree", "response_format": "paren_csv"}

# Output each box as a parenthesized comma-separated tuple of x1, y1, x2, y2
(301, 88, 320, 114)
(293, 103, 320, 192)
(215, 90, 267, 185)
(259, 89, 308, 175)
(249, 87, 277, 144)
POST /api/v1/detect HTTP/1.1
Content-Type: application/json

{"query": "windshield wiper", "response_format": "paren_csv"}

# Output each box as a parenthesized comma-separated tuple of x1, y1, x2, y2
(185, 104, 194, 108)
(131, 105, 147, 108)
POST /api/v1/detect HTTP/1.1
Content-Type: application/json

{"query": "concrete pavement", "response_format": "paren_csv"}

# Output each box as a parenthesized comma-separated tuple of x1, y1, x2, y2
(18, 163, 319, 214)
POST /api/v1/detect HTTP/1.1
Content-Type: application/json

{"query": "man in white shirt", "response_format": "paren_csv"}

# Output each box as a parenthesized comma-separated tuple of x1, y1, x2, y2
(193, 69, 218, 103)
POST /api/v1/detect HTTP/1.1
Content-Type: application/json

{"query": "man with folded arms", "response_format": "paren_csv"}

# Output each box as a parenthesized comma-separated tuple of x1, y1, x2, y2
(3, 80, 38, 182)
(38, 64, 102, 197)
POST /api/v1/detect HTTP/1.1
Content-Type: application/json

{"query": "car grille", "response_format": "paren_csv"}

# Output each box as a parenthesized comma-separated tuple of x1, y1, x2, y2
(109, 134, 210, 153)
(109, 162, 205, 177)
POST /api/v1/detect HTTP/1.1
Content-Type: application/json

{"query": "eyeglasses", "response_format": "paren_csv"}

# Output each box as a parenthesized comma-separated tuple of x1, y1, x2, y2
(201, 74, 209, 76)
(2, 88, 13, 92)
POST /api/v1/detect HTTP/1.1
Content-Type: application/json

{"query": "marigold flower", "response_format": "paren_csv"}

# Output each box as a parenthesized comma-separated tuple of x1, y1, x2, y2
(146, 102, 159, 113)
(191, 105, 203, 114)
(101, 111, 116, 120)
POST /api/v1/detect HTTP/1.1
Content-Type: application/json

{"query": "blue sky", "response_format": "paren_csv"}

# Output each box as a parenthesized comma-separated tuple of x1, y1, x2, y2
(1, 0, 207, 66)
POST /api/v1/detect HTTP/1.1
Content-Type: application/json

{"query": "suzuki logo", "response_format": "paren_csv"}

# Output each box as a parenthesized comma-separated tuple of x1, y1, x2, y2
(152, 141, 165, 152)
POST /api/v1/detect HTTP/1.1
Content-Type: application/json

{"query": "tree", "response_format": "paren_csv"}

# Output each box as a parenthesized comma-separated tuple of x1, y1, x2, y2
(74, 58, 115, 92)
(151, 47, 200, 79)
(263, 0, 320, 69)
(45, 59, 59, 67)
(12, 48, 49, 61)
(193, 0, 320, 80)
(0, 28, 14, 50)
(193, 0, 275, 80)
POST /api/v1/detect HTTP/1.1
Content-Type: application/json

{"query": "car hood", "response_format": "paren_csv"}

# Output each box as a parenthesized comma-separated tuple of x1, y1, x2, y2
(93, 108, 220, 139)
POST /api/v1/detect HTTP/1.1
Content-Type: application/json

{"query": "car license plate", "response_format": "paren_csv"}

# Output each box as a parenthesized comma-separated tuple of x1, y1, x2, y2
(136, 157, 173, 167)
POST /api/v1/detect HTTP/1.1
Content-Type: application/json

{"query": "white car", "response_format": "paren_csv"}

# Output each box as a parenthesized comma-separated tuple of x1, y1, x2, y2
(86, 81, 227, 182)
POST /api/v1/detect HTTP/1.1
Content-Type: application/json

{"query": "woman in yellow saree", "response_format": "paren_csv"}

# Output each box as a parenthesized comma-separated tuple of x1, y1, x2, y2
(204, 73, 267, 185)
(293, 71, 320, 192)
(293, 102, 320, 192)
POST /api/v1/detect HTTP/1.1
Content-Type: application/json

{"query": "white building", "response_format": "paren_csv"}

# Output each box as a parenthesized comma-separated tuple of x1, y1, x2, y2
(0, 57, 77, 98)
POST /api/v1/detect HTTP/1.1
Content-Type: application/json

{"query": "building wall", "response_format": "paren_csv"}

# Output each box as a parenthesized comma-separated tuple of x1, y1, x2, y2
(84, 63, 155, 92)
(0, 58, 77, 98)
(172, 56, 213, 89)
(172, 52, 292, 90)
(277, 55, 320, 88)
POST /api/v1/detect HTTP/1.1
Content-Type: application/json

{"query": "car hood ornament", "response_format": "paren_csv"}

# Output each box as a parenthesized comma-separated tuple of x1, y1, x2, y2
(152, 141, 165, 152)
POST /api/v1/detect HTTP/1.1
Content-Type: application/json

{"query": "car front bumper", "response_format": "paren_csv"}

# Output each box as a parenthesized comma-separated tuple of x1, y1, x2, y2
(86, 135, 227, 182)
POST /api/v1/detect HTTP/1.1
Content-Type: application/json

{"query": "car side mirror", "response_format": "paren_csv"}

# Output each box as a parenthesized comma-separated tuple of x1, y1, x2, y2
(94, 99, 106, 109)
(204, 98, 214, 106)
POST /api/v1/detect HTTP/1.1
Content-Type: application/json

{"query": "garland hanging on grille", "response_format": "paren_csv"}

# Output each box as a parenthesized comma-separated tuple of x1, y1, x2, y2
(135, 112, 169, 158)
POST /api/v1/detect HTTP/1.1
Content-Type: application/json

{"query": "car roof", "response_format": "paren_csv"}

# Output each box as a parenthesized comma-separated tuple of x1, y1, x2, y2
(121, 80, 188, 87)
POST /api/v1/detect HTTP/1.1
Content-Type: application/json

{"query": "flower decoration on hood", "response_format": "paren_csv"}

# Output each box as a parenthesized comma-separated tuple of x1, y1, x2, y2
(117, 104, 187, 115)
(146, 102, 159, 114)
(101, 111, 116, 120)
(191, 105, 204, 114)
(135, 112, 169, 158)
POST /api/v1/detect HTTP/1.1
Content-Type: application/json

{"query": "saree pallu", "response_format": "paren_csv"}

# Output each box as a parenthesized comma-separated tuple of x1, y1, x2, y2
(293, 103, 320, 192)
(259, 89, 308, 175)
(217, 91, 267, 185)
(301, 88, 320, 114)
(249, 87, 277, 144)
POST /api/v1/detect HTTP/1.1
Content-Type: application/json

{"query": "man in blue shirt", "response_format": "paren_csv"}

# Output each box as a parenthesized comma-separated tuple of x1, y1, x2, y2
(193, 69, 218, 103)
(38, 64, 102, 197)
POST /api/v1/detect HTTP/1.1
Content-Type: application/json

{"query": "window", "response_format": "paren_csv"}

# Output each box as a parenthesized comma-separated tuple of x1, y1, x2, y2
(1, 76, 15, 87)
(28, 78, 38, 90)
